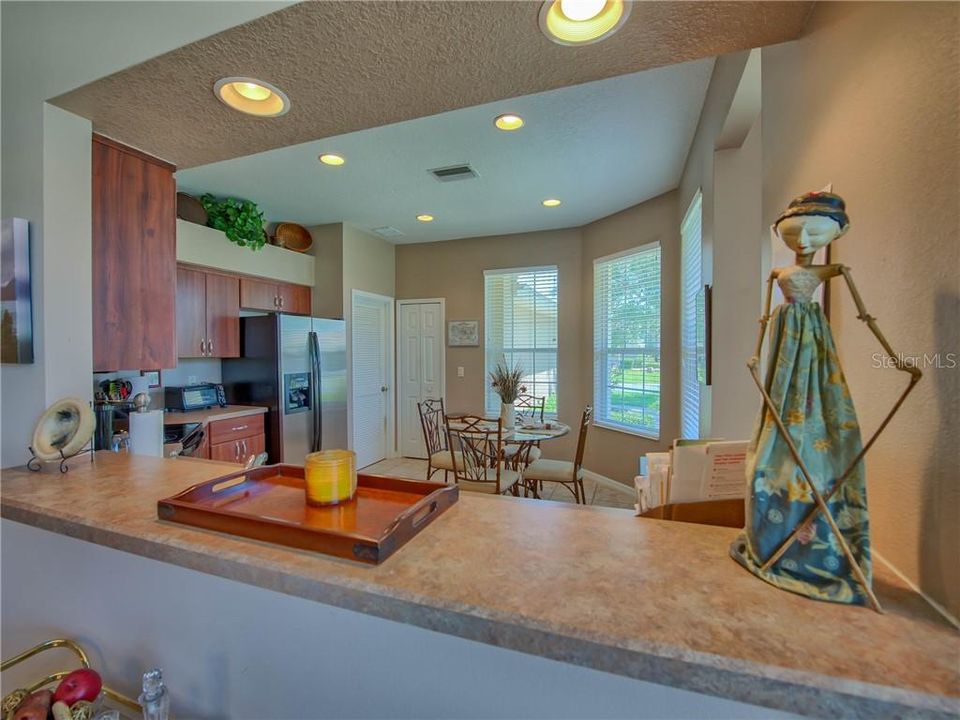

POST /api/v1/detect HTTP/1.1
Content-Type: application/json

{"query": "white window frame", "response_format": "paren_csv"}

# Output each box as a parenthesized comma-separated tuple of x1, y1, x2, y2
(680, 190, 703, 440)
(484, 265, 559, 417)
(593, 242, 662, 439)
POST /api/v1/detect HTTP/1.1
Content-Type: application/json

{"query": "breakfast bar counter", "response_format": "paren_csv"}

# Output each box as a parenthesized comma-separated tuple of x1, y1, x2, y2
(1, 453, 957, 718)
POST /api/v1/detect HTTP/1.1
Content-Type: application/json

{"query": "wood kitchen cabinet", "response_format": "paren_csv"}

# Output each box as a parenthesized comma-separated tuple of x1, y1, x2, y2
(176, 265, 240, 358)
(92, 134, 177, 371)
(207, 414, 265, 464)
(240, 277, 311, 315)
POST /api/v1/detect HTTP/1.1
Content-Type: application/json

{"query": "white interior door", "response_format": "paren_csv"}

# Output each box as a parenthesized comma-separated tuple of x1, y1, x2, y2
(352, 293, 391, 468)
(399, 301, 443, 458)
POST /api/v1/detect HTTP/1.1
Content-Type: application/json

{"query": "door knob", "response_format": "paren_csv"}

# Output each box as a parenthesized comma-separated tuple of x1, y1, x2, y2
(381, 386, 388, 392)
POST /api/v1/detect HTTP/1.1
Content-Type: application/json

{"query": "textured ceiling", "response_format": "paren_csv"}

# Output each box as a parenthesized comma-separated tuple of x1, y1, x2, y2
(176, 59, 714, 243)
(51, 1, 812, 168)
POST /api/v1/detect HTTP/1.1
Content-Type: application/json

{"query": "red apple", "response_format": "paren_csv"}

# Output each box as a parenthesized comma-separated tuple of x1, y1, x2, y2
(53, 668, 102, 705)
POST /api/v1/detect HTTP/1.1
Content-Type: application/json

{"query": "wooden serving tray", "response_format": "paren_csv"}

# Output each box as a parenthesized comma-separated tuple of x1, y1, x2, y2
(157, 464, 458, 564)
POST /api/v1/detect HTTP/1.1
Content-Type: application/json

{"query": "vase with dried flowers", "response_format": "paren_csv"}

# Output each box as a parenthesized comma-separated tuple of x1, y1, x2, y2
(489, 358, 524, 430)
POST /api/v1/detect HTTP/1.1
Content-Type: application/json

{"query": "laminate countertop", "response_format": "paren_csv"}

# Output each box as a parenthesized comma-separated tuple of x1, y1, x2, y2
(1, 453, 957, 718)
(162, 404, 266, 426)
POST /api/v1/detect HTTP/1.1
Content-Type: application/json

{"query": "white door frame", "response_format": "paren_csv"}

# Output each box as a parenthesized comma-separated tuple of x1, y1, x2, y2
(396, 298, 446, 458)
(350, 289, 397, 461)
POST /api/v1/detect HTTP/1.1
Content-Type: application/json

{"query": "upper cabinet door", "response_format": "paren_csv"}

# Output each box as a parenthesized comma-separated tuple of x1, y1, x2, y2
(205, 272, 240, 358)
(176, 266, 207, 358)
(240, 277, 278, 312)
(92, 136, 176, 371)
(279, 283, 312, 316)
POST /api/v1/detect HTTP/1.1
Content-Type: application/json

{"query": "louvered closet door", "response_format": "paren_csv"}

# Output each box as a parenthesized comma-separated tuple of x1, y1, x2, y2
(352, 294, 390, 469)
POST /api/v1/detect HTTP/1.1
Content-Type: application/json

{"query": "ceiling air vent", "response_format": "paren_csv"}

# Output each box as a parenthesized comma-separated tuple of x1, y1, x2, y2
(372, 226, 405, 239)
(428, 163, 479, 183)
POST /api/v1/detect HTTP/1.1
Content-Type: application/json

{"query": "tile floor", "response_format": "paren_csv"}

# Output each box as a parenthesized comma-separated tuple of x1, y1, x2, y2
(363, 457, 636, 510)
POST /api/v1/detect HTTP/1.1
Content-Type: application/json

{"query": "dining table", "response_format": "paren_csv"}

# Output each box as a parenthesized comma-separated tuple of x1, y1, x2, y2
(446, 417, 571, 485)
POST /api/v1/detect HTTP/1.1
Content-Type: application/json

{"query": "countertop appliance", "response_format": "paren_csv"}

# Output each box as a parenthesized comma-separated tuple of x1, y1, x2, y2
(221, 314, 347, 463)
(164, 383, 226, 412)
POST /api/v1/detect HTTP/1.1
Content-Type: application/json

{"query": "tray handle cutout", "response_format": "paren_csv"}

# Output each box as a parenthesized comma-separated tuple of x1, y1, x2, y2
(212, 476, 247, 494)
(412, 500, 439, 529)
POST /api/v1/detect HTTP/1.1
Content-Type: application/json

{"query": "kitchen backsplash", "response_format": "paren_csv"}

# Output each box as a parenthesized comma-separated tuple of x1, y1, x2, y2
(93, 358, 222, 407)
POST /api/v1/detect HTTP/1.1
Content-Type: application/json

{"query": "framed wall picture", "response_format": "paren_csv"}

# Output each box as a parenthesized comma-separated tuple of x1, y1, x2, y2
(448, 320, 479, 347)
(1, 218, 34, 364)
(141, 370, 162, 388)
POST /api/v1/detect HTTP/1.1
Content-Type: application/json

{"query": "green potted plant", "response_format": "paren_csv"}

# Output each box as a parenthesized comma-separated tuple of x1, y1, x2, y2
(200, 194, 267, 251)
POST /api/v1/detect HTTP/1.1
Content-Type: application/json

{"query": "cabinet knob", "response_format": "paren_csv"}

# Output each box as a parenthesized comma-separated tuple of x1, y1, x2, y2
(208, 338, 214, 355)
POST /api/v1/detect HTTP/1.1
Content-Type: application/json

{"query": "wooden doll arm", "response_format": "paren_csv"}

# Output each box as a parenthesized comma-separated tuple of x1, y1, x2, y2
(838, 265, 922, 379)
(749, 271, 777, 370)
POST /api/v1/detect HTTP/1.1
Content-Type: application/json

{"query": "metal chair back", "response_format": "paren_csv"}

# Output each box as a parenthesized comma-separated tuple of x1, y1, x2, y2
(574, 406, 593, 475)
(445, 414, 505, 490)
(418, 398, 447, 456)
(514, 393, 546, 422)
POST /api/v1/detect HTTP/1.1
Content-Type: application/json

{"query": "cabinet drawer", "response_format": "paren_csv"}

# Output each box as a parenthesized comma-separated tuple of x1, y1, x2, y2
(208, 414, 264, 445)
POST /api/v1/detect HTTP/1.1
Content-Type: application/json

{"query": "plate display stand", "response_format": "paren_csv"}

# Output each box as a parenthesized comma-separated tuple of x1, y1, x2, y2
(26, 443, 94, 474)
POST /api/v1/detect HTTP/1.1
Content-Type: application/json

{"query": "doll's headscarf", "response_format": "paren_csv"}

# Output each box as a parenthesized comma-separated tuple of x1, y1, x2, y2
(775, 191, 850, 231)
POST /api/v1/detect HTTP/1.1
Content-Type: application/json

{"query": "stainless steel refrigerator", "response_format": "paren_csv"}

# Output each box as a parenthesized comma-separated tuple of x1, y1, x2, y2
(222, 314, 347, 463)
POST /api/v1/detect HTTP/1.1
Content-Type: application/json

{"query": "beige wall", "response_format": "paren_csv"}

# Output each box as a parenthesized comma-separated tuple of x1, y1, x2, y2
(309, 223, 344, 318)
(762, 1, 959, 618)
(711, 115, 764, 440)
(396, 228, 583, 462)
(343, 223, 396, 302)
(581, 192, 681, 483)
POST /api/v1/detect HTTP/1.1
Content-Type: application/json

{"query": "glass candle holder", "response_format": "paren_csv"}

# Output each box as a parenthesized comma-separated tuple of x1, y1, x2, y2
(304, 449, 357, 506)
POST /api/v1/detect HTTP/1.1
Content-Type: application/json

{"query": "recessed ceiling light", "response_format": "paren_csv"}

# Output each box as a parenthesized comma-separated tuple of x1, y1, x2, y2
(539, 0, 630, 46)
(542, 198, 562, 207)
(319, 153, 345, 166)
(494, 113, 525, 131)
(214, 77, 290, 117)
(416, 214, 435, 222)
(560, 0, 606, 21)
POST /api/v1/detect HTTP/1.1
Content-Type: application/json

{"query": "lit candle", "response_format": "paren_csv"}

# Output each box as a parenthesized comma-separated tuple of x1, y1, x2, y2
(304, 450, 357, 506)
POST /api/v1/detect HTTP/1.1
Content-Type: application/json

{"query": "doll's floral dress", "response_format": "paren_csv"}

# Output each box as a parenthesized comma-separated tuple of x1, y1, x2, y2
(730, 266, 872, 605)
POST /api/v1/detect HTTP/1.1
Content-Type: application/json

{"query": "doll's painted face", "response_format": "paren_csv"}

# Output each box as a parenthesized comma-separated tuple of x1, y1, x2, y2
(776, 214, 845, 256)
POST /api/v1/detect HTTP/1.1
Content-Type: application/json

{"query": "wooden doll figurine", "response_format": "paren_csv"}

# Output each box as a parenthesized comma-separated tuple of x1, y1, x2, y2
(730, 191, 921, 612)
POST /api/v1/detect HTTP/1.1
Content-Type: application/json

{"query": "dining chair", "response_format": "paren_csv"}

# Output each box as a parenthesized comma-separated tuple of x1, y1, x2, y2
(417, 398, 459, 483)
(506, 393, 546, 465)
(514, 394, 546, 422)
(445, 415, 521, 495)
(522, 406, 592, 503)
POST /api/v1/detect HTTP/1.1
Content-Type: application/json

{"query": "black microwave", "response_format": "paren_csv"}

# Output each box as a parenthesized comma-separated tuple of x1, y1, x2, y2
(165, 384, 226, 412)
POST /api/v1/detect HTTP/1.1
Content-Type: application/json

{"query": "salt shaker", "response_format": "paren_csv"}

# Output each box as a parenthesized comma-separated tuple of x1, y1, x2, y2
(138, 668, 169, 720)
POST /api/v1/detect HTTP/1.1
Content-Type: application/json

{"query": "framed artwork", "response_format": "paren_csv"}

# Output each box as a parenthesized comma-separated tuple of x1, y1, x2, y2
(702, 284, 713, 386)
(1, 218, 34, 364)
(448, 320, 479, 347)
(141, 370, 162, 388)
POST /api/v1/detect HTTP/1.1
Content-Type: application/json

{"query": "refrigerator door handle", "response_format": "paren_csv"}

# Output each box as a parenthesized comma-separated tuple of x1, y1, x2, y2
(309, 331, 323, 452)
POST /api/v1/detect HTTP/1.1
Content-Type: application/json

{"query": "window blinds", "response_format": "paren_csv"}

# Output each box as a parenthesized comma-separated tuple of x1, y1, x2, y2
(593, 243, 661, 438)
(484, 266, 559, 416)
(680, 191, 703, 440)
